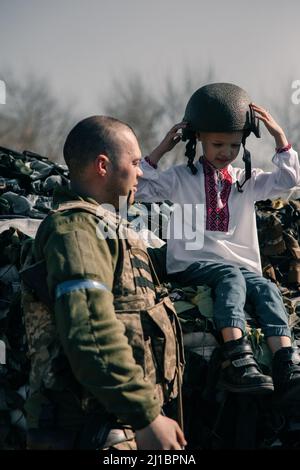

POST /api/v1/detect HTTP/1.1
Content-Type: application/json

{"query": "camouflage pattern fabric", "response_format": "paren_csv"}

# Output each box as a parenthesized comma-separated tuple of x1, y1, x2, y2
(1, 146, 300, 448)
(18, 199, 184, 450)
(55, 201, 184, 406)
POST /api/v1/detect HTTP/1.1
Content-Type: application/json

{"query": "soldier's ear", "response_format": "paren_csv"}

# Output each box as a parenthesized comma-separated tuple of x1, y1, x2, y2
(95, 154, 109, 176)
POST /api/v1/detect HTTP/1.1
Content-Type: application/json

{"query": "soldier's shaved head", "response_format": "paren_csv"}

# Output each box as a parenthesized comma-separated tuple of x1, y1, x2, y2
(63, 115, 136, 174)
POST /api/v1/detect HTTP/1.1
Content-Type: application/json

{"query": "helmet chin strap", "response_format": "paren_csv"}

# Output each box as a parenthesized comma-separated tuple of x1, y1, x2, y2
(236, 133, 252, 193)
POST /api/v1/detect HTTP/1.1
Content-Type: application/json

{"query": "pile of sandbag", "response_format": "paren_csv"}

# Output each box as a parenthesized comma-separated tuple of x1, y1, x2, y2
(0, 146, 68, 448)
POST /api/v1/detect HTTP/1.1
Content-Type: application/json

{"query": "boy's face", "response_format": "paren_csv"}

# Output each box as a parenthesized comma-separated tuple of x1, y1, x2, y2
(197, 131, 243, 169)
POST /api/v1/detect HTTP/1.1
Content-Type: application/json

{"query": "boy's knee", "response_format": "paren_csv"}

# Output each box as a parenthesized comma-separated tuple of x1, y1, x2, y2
(255, 278, 280, 296)
(222, 266, 245, 284)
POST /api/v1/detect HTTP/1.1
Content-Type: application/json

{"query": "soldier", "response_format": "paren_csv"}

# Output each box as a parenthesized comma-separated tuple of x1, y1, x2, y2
(22, 115, 186, 450)
(136, 83, 300, 401)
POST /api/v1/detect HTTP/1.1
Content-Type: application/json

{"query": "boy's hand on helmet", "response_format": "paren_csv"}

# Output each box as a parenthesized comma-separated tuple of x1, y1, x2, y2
(148, 122, 187, 165)
(159, 122, 187, 153)
(250, 103, 289, 149)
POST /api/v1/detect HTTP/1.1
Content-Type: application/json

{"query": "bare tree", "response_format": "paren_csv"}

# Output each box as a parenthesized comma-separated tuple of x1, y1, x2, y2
(103, 67, 217, 169)
(1, 67, 216, 167)
(270, 79, 300, 197)
(0, 70, 76, 163)
(104, 74, 164, 155)
(272, 78, 300, 155)
(162, 66, 216, 127)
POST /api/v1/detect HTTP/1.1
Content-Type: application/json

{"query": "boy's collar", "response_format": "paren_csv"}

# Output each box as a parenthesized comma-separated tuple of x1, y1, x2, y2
(200, 156, 231, 176)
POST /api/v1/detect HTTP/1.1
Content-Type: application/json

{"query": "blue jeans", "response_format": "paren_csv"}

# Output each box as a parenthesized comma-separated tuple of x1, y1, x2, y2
(170, 261, 291, 338)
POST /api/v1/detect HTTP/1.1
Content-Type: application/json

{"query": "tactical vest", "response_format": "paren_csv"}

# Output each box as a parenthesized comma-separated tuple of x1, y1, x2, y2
(21, 201, 184, 417)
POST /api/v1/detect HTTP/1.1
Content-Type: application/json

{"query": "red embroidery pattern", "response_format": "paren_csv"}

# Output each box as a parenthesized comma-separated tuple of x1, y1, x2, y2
(202, 158, 232, 232)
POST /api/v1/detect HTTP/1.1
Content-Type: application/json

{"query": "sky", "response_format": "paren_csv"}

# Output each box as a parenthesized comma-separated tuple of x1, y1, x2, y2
(0, 0, 300, 163)
(1, 0, 300, 108)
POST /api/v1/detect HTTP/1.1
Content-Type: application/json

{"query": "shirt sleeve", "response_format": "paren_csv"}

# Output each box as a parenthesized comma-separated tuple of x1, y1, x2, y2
(136, 158, 177, 202)
(39, 212, 161, 430)
(250, 147, 300, 201)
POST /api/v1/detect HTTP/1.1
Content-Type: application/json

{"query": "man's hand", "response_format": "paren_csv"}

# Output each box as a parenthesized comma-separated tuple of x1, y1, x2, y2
(147, 122, 187, 166)
(250, 103, 289, 149)
(135, 414, 187, 450)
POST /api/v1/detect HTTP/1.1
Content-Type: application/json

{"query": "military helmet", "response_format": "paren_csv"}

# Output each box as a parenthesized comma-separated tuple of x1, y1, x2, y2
(182, 82, 260, 139)
(182, 83, 260, 187)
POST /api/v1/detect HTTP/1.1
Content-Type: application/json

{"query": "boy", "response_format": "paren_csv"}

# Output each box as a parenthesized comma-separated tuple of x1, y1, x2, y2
(136, 83, 300, 401)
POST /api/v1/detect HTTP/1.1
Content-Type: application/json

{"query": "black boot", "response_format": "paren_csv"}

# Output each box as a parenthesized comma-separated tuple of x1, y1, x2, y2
(272, 347, 300, 404)
(219, 336, 274, 394)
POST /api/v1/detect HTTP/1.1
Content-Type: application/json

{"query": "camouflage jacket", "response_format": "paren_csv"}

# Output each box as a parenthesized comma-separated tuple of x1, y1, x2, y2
(23, 186, 183, 432)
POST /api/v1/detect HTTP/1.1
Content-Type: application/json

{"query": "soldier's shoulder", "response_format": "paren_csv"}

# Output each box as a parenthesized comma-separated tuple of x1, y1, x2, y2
(36, 208, 120, 255)
(41, 207, 103, 232)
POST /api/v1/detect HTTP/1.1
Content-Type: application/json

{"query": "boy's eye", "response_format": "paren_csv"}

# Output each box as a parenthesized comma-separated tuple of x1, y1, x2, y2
(232, 144, 241, 148)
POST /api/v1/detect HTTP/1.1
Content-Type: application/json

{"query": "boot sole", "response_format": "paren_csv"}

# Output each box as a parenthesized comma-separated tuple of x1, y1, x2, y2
(218, 380, 274, 395)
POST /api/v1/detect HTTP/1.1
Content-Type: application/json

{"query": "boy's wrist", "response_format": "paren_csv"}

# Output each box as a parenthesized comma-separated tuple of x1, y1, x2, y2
(144, 156, 158, 169)
(274, 132, 289, 150)
(146, 148, 163, 165)
(276, 142, 292, 154)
